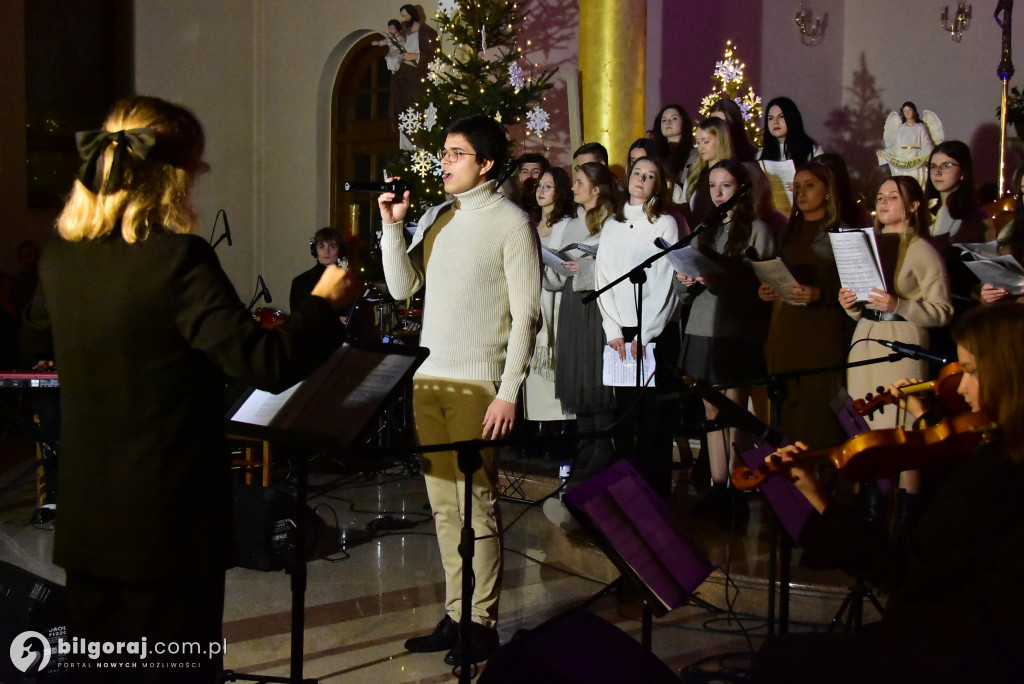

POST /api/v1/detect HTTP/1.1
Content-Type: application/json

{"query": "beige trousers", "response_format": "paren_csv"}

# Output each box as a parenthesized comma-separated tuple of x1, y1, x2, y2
(412, 376, 502, 628)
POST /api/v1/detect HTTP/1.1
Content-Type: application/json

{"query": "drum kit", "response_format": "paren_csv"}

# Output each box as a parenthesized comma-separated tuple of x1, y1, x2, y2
(342, 283, 423, 346)
(252, 283, 422, 345)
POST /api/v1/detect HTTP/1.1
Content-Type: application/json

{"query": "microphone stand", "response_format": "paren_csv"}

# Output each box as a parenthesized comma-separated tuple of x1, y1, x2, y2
(582, 185, 751, 390)
(210, 209, 231, 249)
(247, 279, 271, 312)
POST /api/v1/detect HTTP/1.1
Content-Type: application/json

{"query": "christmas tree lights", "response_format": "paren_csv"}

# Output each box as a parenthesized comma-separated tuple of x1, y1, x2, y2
(698, 40, 763, 139)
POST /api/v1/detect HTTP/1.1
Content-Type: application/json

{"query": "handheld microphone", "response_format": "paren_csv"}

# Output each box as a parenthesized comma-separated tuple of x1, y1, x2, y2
(874, 339, 950, 365)
(344, 180, 408, 195)
(223, 212, 233, 247)
(257, 275, 273, 304)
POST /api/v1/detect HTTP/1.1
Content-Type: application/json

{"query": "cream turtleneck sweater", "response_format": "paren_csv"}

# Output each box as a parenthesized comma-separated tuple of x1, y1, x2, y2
(380, 180, 542, 403)
(595, 202, 680, 345)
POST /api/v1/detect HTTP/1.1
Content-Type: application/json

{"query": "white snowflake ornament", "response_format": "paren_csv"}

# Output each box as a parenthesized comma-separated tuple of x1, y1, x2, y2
(427, 60, 445, 85)
(508, 62, 525, 92)
(423, 102, 438, 131)
(437, 0, 460, 17)
(399, 108, 422, 136)
(525, 106, 550, 135)
(410, 148, 435, 178)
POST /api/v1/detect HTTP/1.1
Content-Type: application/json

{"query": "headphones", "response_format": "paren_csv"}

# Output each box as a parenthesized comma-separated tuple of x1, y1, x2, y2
(310, 228, 346, 259)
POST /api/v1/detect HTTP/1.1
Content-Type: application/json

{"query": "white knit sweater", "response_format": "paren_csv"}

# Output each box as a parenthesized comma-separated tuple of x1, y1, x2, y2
(595, 202, 680, 345)
(380, 180, 542, 403)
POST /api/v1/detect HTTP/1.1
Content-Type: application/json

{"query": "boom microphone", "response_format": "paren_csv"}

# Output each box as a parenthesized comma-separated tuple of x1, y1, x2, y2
(874, 339, 950, 365)
(223, 211, 233, 247)
(344, 180, 408, 195)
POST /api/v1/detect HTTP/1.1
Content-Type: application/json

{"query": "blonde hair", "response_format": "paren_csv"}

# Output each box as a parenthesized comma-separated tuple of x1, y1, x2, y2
(685, 118, 732, 203)
(57, 96, 208, 243)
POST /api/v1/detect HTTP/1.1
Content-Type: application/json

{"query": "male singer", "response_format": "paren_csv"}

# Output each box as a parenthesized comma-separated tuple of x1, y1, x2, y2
(378, 113, 540, 665)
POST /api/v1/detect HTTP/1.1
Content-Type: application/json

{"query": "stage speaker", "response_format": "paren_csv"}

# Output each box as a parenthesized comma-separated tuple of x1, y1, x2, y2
(478, 609, 678, 684)
(232, 483, 326, 571)
(0, 561, 67, 682)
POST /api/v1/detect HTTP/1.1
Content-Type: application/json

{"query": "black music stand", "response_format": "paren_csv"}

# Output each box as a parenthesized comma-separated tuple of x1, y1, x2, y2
(221, 341, 428, 684)
(563, 459, 714, 653)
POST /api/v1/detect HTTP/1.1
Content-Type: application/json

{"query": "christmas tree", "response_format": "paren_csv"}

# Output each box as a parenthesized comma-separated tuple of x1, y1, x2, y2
(698, 40, 763, 139)
(395, 0, 555, 213)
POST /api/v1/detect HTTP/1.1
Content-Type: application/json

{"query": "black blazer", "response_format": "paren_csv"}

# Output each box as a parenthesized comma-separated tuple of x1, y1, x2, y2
(34, 231, 345, 581)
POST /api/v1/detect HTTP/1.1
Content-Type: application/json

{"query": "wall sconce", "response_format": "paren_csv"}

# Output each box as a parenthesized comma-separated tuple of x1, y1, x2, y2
(795, 3, 823, 46)
(940, 2, 972, 42)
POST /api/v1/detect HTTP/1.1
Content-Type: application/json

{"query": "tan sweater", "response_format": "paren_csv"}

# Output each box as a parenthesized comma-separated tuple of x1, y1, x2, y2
(381, 180, 542, 403)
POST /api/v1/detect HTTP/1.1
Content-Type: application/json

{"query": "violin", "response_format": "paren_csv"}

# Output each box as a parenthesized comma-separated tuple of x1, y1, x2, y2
(852, 361, 970, 418)
(731, 410, 998, 491)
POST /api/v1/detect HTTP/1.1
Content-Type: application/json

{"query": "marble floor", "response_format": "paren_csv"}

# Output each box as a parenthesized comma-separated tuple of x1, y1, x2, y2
(0, 428, 878, 683)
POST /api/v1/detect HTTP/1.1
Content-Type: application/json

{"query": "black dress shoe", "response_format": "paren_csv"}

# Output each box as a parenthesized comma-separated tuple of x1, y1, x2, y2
(405, 615, 459, 653)
(443, 622, 499, 665)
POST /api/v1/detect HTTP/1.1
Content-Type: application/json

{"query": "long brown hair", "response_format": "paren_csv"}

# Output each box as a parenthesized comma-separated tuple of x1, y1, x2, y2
(699, 159, 756, 257)
(577, 162, 618, 235)
(874, 176, 931, 246)
(953, 303, 1024, 462)
(782, 162, 839, 244)
(617, 157, 671, 224)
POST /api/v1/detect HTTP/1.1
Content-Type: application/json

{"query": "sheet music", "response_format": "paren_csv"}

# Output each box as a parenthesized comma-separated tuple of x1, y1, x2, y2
(759, 159, 796, 216)
(603, 343, 656, 387)
(828, 229, 886, 301)
(749, 257, 804, 306)
(231, 383, 302, 426)
(541, 246, 574, 276)
(663, 245, 723, 279)
(963, 260, 1024, 293)
(957, 241, 1024, 293)
(957, 241, 1003, 259)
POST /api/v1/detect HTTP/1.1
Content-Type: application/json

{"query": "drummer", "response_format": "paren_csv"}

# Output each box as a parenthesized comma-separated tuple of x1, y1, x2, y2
(290, 227, 352, 321)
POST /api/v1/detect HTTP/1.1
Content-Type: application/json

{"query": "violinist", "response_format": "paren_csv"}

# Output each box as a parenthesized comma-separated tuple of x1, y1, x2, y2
(751, 303, 1024, 683)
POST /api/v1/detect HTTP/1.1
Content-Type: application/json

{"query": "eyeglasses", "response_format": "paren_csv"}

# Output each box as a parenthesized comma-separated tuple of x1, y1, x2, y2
(928, 161, 960, 174)
(436, 148, 478, 163)
(535, 183, 555, 192)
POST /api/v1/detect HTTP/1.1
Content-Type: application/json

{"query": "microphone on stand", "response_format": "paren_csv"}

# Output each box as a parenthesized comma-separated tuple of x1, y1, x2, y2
(873, 339, 951, 365)
(344, 180, 408, 195)
(257, 275, 273, 305)
(223, 212, 233, 247)
(211, 209, 233, 248)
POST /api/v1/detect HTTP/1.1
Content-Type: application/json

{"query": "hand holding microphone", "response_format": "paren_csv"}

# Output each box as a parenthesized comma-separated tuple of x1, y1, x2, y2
(368, 177, 411, 224)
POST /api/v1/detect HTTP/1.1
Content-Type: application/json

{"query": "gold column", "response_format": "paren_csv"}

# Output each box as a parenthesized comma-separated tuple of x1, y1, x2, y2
(578, 0, 647, 173)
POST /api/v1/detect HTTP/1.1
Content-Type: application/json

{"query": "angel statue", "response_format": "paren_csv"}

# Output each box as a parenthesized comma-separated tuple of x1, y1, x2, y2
(876, 102, 944, 187)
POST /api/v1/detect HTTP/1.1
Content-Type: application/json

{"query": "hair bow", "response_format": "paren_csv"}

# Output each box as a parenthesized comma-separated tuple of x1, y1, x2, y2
(74, 127, 157, 195)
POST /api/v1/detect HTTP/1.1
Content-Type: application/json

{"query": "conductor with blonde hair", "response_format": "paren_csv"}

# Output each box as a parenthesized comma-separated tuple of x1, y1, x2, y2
(25, 96, 359, 682)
